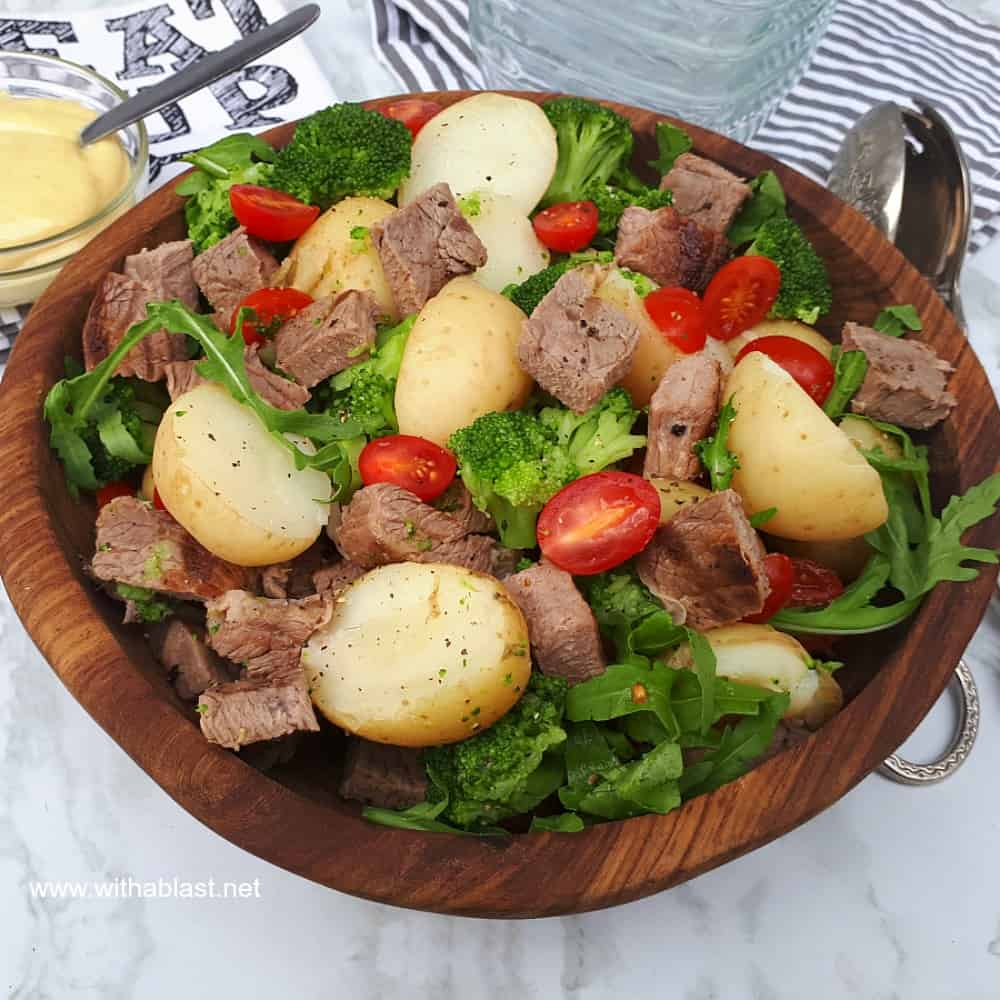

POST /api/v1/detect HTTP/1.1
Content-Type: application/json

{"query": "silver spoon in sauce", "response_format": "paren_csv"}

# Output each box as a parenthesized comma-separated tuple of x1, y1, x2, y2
(79, 4, 321, 147)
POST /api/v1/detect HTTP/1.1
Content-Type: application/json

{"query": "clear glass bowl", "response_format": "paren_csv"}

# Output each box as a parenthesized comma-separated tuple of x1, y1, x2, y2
(0, 52, 148, 308)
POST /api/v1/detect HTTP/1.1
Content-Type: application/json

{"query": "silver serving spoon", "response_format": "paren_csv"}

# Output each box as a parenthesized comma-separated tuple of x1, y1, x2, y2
(79, 4, 321, 146)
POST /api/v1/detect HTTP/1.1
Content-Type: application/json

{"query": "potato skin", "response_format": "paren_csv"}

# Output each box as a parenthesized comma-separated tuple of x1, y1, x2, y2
(726, 319, 834, 361)
(152, 384, 330, 567)
(649, 478, 712, 523)
(303, 562, 532, 746)
(394, 276, 533, 447)
(726, 352, 888, 541)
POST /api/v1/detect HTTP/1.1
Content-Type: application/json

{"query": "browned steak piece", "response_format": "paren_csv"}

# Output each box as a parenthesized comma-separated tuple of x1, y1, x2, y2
(433, 479, 493, 535)
(198, 674, 319, 750)
(636, 489, 769, 630)
(643, 353, 722, 481)
(503, 561, 606, 685)
(614, 205, 731, 292)
(841, 321, 956, 429)
(425, 535, 499, 574)
(259, 544, 334, 599)
(660, 154, 751, 233)
(81, 272, 188, 381)
(149, 619, 232, 700)
(274, 289, 379, 388)
(123, 239, 199, 308)
(191, 226, 278, 315)
(339, 738, 428, 810)
(92, 497, 255, 601)
(371, 182, 487, 313)
(312, 560, 367, 598)
(518, 266, 640, 413)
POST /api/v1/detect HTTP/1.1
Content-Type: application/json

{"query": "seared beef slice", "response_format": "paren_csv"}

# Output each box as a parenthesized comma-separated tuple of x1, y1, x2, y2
(660, 154, 751, 233)
(92, 497, 254, 600)
(644, 353, 722, 481)
(198, 676, 319, 750)
(123, 239, 199, 308)
(274, 289, 379, 388)
(192, 226, 278, 315)
(339, 739, 428, 810)
(503, 561, 606, 684)
(518, 266, 640, 413)
(614, 205, 730, 292)
(636, 490, 769, 629)
(841, 322, 956, 429)
(372, 182, 487, 313)
(149, 619, 232, 700)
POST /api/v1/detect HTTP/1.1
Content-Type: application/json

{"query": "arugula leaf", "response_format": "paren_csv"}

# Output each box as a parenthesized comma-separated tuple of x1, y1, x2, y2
(727, 171, 787, 246)
(669, 669, 774, 734)
(566, 662, 679, 739)
(649, 121, 693, 175)
(175, 133, 276, 188)
(362, 799, 508, 836)
(749, 507, 778, 529)
(807, 655, 844, 673)
(530, 813, 585, 833)
(685, 627, 717, 733)
(873, 304, 922, 338)
(922, 474, 1000, 587)
(694, 397, 740, 491)
(822, 348, 869, 421)
(565, 722, 620, 786)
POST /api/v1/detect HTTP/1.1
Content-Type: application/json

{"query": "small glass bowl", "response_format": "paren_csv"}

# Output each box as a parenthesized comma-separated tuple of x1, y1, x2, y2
(0, 52, 149, 308)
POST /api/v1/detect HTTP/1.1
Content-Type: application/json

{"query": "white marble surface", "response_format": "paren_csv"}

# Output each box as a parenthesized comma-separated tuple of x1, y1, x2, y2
(3, 1, 1000, 997)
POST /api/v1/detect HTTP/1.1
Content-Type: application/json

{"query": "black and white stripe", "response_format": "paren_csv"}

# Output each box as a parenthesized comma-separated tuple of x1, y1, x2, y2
(369, 0, 1000, 255)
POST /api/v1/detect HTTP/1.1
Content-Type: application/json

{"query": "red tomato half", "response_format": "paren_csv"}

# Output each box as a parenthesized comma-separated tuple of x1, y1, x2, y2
(381, 98, 443, 138)
(537, 471, 661, 576)
(532, 201, 599, 254)
(644, 287, 707, 354)
(230, 287, 314, 346)
(153, 488, 167, 511)
(788, 558, 844, 608)
(743, 552, 795, 623)
(735, 335, 835, 405)
(96, 481, 134, 509)
(229, 184, 320, 242)
(702, 255, 782, 341)
(359, 435, 457, 502)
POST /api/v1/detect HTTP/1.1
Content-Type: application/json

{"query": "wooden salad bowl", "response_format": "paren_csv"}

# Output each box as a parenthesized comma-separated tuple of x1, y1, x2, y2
(0, 92, 997, 917)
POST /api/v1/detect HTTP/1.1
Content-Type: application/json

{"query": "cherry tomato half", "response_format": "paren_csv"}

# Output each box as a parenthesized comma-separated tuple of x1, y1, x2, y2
(537, 471, 661, 576)
(229, 184, 320, 243)
(153, 488, 167, 511)
(532, 201, 599, 254)
(788, 557, 844, 608)
(702, 255, 782, 341)
(743, 552, 795, 623)
(735, 335, 835, 406)
(230, 287, 314, 346)
(359, 435, 457, 502)
(96, 481, 134, 509)
(381, 98, 443, 138)
(644, 287, 707, 354)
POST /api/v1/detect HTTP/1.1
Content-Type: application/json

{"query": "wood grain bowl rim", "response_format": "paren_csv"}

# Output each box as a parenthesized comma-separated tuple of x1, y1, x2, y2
(0, 91, 996, 918)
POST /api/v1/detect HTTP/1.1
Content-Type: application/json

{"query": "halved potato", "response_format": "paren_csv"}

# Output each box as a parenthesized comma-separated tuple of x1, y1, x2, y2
(303, 562, 532, 746)
(839, 414, 905, 459)
(466, 191, 550, 293)
(726, 352, 888, 541)
(726, 319, 834, 361)
(650, 478, 712, 523)
(152, 384, 331, 566)
(399, 93, 558, 213)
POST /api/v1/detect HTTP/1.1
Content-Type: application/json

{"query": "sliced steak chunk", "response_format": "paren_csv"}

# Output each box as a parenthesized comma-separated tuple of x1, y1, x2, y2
(636, 489, 769, 630)
(81, 272, 188, 381)
(259, 544, 335, 600)
(660, 154, 751, 233)
(312, 560, 367, 598)
(149, 619, 232, 700)
(644, 353, 722, 481)
(841, 322, 956, 429)
(92, 497, 254, 601)
(503, 561, 606, 685)
(191, 226, 278, 315)
(371, 182, 487, 313)
(425, 535, 499, 574)
(615, 205, 731, 292)
(274, 289, 379, 388)
(518, 266, 640, 413)
(339, 739, 428, 810)
(433, 480, 493, 535)
(123, 239, 199, 308)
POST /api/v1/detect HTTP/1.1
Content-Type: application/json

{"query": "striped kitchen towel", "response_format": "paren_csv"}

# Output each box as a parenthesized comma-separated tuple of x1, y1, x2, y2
(369, 0, 1000, 256)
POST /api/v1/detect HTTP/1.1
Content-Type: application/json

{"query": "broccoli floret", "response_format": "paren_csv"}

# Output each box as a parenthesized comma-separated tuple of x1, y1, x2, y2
(115, 583, 174, 624)
(585, 180, 672, 237)
(539, 97, 635, 208)
(423, 672, 569, 828)
(270, 102, 411, 208)
(538, 387, 646, 475)
(746, 218, 833, 324)
(502, 250, 613, 316)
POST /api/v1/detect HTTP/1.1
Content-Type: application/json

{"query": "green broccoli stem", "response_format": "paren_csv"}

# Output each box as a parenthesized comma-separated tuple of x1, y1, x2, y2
(486, 496, 542, 550)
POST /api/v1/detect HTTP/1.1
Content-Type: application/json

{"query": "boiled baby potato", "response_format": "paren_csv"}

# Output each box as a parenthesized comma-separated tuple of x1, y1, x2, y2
(726, 352, 887, 541)
(303, 562, 532, 747)
(839, 414, 904, 459)
(395, 276, 533, 447)
(726, 319, 834, 361)
(275, 196, 399, 322)
(650, 478, 712, 523)
(466, 191, 549, 293)
(140, 463, 155, 502)
(152, 384, 330, 567)
(399, 93, 558, 214)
